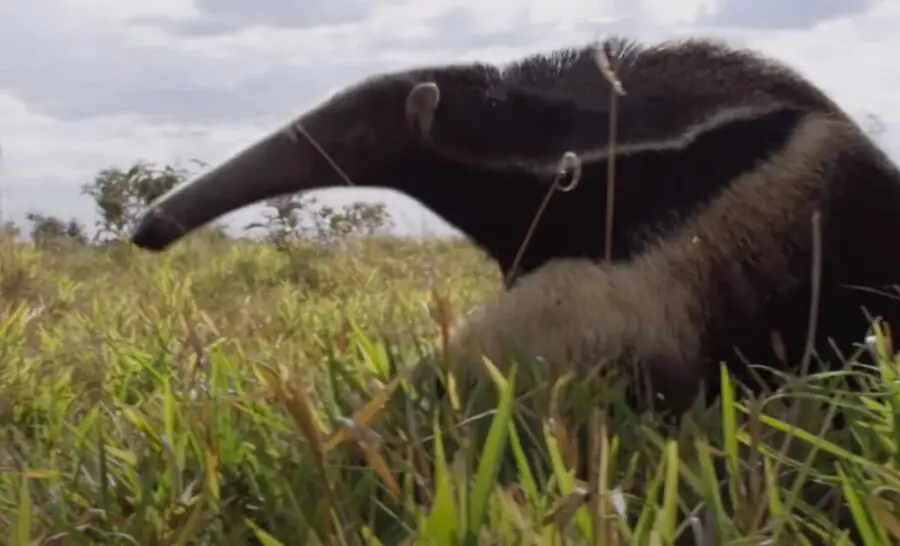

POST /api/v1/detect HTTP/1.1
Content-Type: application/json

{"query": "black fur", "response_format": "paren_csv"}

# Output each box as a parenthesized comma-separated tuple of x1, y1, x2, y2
(379, 105, 809, 285)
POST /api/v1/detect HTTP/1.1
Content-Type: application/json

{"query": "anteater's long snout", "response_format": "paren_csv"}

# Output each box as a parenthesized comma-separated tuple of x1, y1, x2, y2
(129, 80, 442, 251)
(131, 126, 307, 251)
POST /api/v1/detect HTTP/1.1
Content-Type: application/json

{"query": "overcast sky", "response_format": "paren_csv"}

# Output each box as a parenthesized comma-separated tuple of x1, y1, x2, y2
(0, 0, 896, 236)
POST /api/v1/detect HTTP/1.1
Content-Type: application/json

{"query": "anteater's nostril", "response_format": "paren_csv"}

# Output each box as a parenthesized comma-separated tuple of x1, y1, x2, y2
(130, 209, 179, 251)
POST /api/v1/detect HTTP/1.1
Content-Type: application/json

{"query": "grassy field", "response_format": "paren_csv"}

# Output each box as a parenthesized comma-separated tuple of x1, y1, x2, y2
(0, 229, 898, 545)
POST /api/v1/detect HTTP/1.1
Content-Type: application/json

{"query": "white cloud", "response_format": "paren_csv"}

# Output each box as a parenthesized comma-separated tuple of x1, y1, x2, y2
(699, 0, 878, 29)
(0, 0, 897, 237)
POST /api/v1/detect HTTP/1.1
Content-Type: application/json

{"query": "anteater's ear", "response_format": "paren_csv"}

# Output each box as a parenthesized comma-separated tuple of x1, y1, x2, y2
(405, 82, 441, 140)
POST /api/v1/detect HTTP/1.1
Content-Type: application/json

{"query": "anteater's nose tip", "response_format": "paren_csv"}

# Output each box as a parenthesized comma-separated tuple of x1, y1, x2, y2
(130, 208, 180, 251)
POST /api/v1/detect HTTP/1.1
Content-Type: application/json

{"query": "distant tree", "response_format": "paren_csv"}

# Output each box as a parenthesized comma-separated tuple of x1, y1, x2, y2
(0, 220, 20, 242)
(81, 160, 204, 242)
(245, 195, 312, 251)
(245, 194, 394, 250)
(25, 212, 87, 247)
(315, 201, 393, 243)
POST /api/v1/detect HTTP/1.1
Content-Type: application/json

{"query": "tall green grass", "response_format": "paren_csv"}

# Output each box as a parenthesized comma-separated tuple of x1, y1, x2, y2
(0, 231, 898, 545)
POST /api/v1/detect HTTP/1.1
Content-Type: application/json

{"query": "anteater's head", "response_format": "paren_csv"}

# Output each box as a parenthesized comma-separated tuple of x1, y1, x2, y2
(128, 57, 610, 282)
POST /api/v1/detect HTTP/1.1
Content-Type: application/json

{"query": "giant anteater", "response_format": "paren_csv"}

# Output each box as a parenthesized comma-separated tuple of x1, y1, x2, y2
(131, 35, 900, 412)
